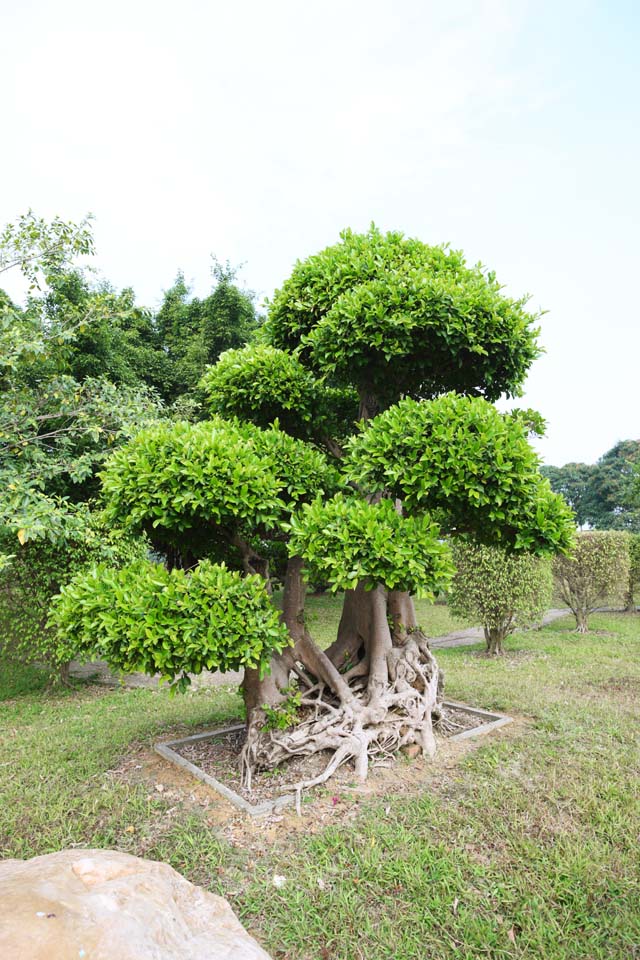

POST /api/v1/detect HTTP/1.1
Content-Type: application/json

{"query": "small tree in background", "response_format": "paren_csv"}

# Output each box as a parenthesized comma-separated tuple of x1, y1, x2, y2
(553, 531, 630, 632)
(624, 533, 640, 612)
(448, 540, 553, 655)
(155, 262, 260, 401)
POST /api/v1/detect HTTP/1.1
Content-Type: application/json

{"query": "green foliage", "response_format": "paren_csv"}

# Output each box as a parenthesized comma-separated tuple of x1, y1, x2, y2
(553, 531, 630, 630)
(39, 270, 175, 395)
(543, 441, 640, 532)
(155, 263, 260, 401)
(236, 419, 342, 509)
(628, 532, 640, 584)
(101, 418, 281, 545)
(346, 393, 575, 554)
(0, 509, 146, 669)
(625, 532, 640, 609)
(101, 416, 340, 559)
(448, 539, 553, 650)
(200, 344, 357, 445)
(268, 225, 540, 405)
(1, 376, 162, 515)
(0, 210, 94, 289)
(508, 407, 547, 438)
(49, 560, 290, 685)
(288, 495, 454, 596)
(262, 687, 303, 730)
(585, 440, 640, 532)
(201, 345, 317, 436)
(540, 462, 592, 527)
(0, 212, 164, 541)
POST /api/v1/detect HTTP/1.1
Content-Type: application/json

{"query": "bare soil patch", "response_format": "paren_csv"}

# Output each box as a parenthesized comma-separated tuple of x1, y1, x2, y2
(111, 713, 529, 854)
(174, 706, 485, 807)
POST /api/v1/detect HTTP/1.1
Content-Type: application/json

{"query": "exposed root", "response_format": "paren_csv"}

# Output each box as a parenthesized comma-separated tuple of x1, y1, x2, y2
(239, 635, 442, 803)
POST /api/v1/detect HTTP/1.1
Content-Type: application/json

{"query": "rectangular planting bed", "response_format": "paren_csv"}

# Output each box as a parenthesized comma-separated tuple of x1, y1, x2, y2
(155, 701, 512, 817)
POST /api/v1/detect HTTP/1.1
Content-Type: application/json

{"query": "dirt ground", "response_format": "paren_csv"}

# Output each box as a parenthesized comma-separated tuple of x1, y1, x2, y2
(109, 715, 530, 855)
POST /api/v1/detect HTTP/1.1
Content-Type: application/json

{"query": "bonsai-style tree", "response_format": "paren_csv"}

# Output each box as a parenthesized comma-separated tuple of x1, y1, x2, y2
(553, 531, 630, 632)
(448, 540, 553, 655)
(53, 227, 574, 792)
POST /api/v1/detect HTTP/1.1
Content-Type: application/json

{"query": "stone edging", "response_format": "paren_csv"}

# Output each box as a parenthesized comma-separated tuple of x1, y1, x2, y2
(154, 701, 513, 817)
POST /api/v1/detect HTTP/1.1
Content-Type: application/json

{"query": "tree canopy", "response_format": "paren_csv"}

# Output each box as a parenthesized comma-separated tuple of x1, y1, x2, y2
(0, 213, 162, 549)
(156, 262, 261, 401)
(268, 226, 541, 412)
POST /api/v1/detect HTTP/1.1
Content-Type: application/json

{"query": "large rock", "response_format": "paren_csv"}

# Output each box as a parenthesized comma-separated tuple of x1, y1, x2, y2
(0, 848, 272, 959)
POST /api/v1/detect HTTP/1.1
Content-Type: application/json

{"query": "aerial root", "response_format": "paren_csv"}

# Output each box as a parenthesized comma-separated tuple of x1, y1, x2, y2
(239, 635, 444, 805)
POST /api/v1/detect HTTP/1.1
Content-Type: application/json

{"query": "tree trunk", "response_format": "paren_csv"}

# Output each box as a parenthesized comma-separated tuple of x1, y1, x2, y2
(238, 387, 444, 795)
(46, 660, 72, 691)
(239, 569, 443, 794)
(624, 581, 636, 613)
(484, 626, 505, 655)
(575, 608, 589, 633)
(358, 387, 380, 423)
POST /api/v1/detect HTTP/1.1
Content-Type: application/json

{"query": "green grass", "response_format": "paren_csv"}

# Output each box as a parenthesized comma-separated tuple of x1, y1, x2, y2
(1, 611, 639, 959)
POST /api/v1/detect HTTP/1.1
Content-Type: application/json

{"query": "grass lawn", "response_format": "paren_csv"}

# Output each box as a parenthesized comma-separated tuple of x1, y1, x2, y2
(279, 592, 469, 649)
(1, 609, 639, 959)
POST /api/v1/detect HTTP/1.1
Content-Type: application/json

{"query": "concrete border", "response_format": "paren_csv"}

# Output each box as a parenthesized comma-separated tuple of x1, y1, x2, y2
(154, 700, 513, 816)
(154, 724, 295, 816)
(443, 699, 513, 741)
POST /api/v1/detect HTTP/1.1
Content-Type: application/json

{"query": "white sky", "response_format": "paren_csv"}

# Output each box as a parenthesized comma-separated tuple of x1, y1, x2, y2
(2, 0, 639, 466)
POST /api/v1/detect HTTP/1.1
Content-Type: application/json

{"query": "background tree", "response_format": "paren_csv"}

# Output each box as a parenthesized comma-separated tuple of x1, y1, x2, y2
(0, 212, 161, 566)
(585, 440, 640, 531)
(553, 531, 630, 632)
(53, 227, 574, 793)
(543, 440, 640, 532)
(155, 261, 260, 402)
(448, 540, 553, 654)
(0, 509, 146, 681)
(39, 270, 174, 395)
(540, 462, 592, 528)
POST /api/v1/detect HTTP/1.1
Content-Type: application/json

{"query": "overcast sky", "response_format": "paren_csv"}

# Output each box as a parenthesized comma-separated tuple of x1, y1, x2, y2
(2, 0, 638, 466)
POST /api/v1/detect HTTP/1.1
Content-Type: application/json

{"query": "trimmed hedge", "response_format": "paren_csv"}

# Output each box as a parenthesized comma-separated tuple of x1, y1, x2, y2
(49, 559, 290, 689)
(448, 539, 553, 654)
(553, 530, 630, 632)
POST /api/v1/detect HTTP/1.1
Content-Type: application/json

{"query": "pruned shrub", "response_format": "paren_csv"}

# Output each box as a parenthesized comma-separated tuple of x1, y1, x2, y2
(553, 530, 630, 632)
(0, 510, 146, 678)
(448, 540, 553, 654)
(200, 344, 357, 444)
(288, 495, 454, 597)
(49, 559, 290, 690)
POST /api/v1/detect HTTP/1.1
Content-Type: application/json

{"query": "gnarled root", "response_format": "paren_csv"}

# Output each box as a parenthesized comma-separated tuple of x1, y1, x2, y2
(239, 635, 442, 800)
